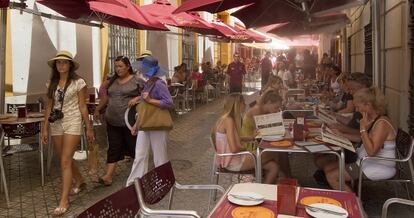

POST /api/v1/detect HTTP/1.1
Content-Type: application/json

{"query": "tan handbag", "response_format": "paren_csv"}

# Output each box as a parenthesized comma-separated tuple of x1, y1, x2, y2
(136, 80, 173, 131)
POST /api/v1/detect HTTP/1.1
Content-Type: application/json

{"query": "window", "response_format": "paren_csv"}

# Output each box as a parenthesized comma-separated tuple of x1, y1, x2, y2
(364, 22, 373, 77)
(182, 29, 196, 68)
(108, 25, 139, 75)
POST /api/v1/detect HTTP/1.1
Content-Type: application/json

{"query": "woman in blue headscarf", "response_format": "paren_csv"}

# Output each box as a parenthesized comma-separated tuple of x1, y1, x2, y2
(126, 56, 174, 185)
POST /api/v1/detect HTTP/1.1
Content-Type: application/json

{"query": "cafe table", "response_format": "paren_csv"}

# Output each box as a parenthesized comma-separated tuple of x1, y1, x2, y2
(208, 183, 366, 218)
(256, 128, 346, 191)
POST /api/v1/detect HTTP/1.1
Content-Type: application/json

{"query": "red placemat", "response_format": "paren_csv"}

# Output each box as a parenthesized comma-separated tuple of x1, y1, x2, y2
(210, 198, 278, 218)
(296, 188, 362, 218)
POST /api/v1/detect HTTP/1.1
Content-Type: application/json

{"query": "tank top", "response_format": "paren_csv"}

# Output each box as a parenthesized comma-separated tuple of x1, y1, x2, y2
(357, 118, 396, 180)
(330, 77, 340, 94)
(215, 132, 243, 168)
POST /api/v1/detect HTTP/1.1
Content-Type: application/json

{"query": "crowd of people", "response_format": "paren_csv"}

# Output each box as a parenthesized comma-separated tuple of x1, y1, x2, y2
(42, 48, 396, 216)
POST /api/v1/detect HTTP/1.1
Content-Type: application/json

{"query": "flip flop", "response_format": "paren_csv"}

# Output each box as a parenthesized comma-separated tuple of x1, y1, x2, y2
(70, 183, 87, 195)
(98, 177, 112, 186)
(50, 206, 69, 217)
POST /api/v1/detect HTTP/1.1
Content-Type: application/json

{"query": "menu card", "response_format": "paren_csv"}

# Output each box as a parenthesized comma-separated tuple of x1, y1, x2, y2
(322, 126, 355, 152)
(316, 108, 337, 124)
(296, 188, 362, 218)
(254, 112, 285, 136)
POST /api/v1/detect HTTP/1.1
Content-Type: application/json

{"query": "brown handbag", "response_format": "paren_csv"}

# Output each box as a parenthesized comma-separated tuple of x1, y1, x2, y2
(136, 80, 173, 131)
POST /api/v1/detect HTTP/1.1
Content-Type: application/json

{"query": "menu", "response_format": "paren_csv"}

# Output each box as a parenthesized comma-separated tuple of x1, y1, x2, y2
(296, 188, 362, 218)
(322, 127, 355, 152)
(254, 112, 285, 136)
(316, 108, 337, 124)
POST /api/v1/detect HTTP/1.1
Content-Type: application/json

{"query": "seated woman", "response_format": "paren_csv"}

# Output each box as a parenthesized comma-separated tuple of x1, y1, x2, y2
(240, 90, 291, 177)
(261, 75, 283, 94)
(212, 93, 280, 184)
(171, 65, 186, 84)
(324, 87, 396, 192)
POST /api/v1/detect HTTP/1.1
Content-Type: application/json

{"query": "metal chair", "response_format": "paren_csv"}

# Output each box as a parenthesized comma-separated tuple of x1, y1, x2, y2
(6, 103, 42, 114)
(358, 128, 414, 199)
(0, 128, 10, 207)
(76, 184, 140, 218)
(134, 161, 225, 218)
(381, 198, 414, 218)
(209, 135, 257, 201)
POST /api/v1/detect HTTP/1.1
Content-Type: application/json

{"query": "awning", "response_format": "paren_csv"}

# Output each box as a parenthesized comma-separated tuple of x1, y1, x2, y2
(231, 0, 366, 28)
(173, 0, 255, 14)
(0, 0, 9, 8)
(138, 0, 224, 36)
(36, 0, 168, 30)
(268, 14, 350, 37)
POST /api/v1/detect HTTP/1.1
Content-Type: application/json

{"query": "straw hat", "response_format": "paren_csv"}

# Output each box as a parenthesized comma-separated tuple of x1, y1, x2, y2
(47, 50, 79, 70)
(137, 50, 152, 60)
(132, 56, 167, 78)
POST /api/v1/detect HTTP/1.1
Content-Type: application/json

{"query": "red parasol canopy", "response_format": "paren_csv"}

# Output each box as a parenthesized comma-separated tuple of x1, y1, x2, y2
(0, 0, 9, 8)
(36, 0, 168, 30)
(173, 0, 255, 14)
(210, 21, 271, 43)
(267, 14, 349, 37)
(232, 0, 365, 28)
(138, 0, 223, 36)
(234, 26, 271, 43)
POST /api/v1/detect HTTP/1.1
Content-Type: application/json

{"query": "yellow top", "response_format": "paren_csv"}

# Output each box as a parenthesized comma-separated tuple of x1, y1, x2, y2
(241, 115, 256, 152)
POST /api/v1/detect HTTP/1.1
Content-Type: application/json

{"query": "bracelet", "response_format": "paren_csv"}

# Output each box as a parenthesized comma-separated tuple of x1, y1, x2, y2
(360, 129, 367, 133)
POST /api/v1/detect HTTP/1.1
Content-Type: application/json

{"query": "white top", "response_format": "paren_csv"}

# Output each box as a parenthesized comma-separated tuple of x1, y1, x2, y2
(282, 70, 294, 88)
(330, 77, 341, 94)
(357, 118, 396, 181)
(53, 78, 86, 123)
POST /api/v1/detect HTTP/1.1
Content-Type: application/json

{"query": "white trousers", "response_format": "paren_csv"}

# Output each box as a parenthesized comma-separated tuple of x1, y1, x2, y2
(126, 130, 169, 186)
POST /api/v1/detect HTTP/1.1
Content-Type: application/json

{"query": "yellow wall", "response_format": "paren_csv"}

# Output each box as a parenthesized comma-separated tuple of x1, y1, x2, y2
(100, 24, 109, 81)
(218, 12, 231, 64)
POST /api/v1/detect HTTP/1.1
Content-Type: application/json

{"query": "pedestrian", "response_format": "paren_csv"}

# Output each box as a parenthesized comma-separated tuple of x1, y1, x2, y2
(126, 56, 174, 185)
(226, 52, 246, 93)
(41, 50, 95, 216)
(93, 56, 144, 186)
(260, 51, 273, 89)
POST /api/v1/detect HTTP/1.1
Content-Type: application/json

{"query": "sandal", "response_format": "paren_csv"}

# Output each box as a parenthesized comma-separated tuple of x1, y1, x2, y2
(50, 206, 69, 217)
(70, 182, 87, 195)
(98, 177, 112, 186)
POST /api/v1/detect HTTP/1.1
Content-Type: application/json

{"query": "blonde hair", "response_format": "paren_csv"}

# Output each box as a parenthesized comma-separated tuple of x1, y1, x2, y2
(211, 93, 245, 141)
(258, 90, 283, 106)
(263, 75, 283, 93)
(353, 87, 387, 115)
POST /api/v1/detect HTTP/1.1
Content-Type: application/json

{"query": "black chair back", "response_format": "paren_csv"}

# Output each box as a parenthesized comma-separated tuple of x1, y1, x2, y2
(396, 128, 412, 157)
(6, 103, 41, 113)
(139, 161, 175, 205)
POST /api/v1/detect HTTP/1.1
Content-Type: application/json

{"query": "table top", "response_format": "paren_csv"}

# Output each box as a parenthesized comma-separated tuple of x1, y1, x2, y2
(209, 183, 365, 218)
(0, 112, 44, 124)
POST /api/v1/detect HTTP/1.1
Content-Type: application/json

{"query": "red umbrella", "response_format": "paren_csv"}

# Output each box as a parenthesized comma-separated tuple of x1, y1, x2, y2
(210, 21, 270, 43)
(232, 0, 366, 28)
(138, 0, 223, 36)
(0, 0, 9, 8)
(173, 0, 255, 14)
(267, 14, 349, 37)
(36, 0, 168, 30)
(234, 26, 271, 43)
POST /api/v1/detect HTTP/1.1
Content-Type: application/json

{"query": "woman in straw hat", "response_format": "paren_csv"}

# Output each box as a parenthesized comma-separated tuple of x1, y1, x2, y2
(126, 56, 173, 185)
(42, 50, 95, 216)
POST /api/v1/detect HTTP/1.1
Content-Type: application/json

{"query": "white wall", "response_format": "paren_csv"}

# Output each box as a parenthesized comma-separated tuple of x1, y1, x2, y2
(9, 0, 100, 102)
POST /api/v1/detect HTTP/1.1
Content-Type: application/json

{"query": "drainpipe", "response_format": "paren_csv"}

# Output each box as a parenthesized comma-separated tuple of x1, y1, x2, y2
(342, 28, 348, 73)
(372, 0, 382, 90)
(0, 8, 7, 114)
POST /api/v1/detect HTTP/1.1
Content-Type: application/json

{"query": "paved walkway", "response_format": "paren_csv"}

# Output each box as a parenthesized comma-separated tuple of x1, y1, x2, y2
(0, 96, 413, 217)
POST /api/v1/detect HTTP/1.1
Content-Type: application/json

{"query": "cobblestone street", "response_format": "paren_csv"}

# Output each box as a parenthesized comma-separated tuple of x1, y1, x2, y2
(0, 96, 413, 217)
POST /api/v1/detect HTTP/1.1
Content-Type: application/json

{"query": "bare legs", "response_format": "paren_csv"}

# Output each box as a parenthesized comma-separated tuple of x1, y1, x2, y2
(101, 163, 115, 184)
(324, 162, 353, 192)
(52, 135, 82, 210)
(237, 153, 281, 184)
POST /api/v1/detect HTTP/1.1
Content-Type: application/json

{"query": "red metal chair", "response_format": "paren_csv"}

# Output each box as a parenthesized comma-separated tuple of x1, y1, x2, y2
(135, 161, 225, 217)
(76, 184, 140, 218)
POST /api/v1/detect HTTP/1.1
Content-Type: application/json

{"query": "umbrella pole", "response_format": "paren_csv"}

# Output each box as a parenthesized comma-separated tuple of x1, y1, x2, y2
(0, 8, 7, 114)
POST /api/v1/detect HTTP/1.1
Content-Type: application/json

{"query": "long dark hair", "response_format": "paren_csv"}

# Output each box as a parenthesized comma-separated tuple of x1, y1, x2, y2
(107, 55, 134, 88)
(47, 60, 79, 98)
